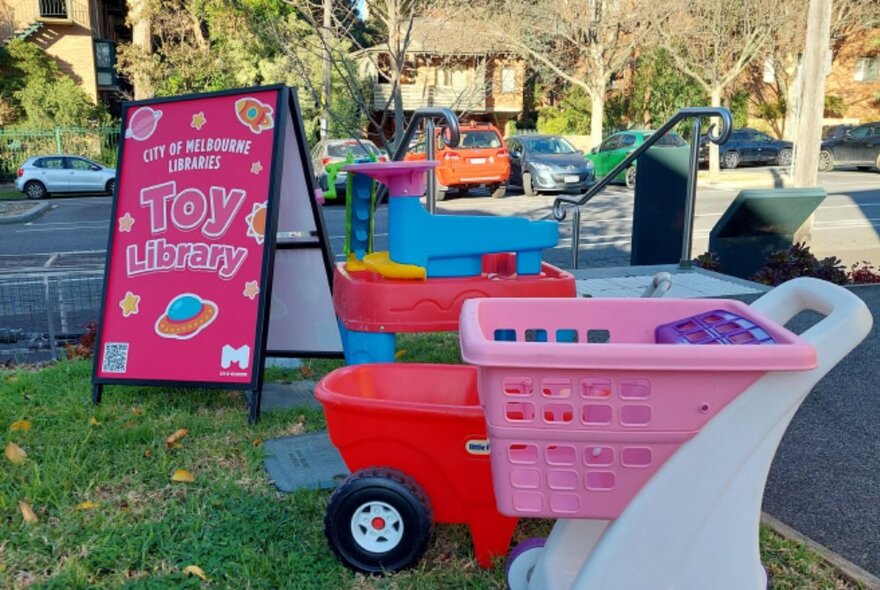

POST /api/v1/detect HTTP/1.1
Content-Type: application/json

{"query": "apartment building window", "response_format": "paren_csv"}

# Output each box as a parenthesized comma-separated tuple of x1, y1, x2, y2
(501, 66, 516, 93)
(854, 57, 880, 82)
(94, 40, 117, 88)
(438, 68, 453, 87)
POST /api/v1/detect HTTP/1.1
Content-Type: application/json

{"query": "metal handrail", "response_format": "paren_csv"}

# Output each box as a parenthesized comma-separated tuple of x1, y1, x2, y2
(552, 107, 733, 269)
(376, 107, 460, 211)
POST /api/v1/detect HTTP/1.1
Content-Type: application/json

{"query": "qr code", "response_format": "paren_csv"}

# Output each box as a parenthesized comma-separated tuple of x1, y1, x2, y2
(102, 343, 129, 373)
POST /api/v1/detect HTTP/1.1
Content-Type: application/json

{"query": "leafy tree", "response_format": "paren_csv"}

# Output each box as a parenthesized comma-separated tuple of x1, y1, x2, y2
(480, 0, 652, 148)
(653, 0, 775, 173)
(119, 0, 288, 97)
(630, 49, 706, 128)
(0, 40, 108, 127)
(537, 85, 591, 135)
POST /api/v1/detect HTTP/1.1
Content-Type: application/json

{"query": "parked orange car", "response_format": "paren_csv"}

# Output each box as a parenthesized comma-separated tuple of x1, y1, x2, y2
(405, 123, 509, 200)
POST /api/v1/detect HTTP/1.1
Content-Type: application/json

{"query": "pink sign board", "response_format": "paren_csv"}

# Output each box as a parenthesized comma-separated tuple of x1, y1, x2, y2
(94, 87, 285, 388)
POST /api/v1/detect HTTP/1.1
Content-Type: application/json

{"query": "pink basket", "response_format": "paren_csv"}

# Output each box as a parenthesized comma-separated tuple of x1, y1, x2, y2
(459, 297, 816, 519)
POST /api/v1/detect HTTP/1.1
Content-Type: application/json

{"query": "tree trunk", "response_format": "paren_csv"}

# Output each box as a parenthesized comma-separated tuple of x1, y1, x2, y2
(793, 0, 832, 245)
(321, 0, 332, 139)
(709, 86, 722, 176)
(129, 0, 153, 99)
(782, 63, 801, 141)
(590, 91, 604, 149)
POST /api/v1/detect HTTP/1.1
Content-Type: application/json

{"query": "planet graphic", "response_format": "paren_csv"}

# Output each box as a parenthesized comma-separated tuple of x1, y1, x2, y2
(126, 107, 163, 142)
(155, 293, 218, 340)
(235, 97, 274, 134)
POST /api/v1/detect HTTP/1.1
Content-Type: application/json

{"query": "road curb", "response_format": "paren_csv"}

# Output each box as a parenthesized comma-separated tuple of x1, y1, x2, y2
(761, 512, 880, 589)
(0, 203, 51, 224)
(0, 202, 50, 225)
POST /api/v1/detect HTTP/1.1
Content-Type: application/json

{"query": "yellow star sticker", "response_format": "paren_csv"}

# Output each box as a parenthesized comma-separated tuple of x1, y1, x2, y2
(118, 212, 135, 232)
(243, 280, 260, 300)
(250, 161, 263, 175)
(119, 291, 140, 317)
(191, 112, 207, 131)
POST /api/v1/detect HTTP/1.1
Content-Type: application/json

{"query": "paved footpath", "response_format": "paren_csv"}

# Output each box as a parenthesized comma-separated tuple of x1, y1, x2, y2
(762, 284, 880, 577)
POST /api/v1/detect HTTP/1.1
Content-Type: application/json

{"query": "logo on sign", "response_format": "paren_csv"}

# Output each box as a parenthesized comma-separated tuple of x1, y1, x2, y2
(465, 438, 490, 455)
(221, 344, 251, 369)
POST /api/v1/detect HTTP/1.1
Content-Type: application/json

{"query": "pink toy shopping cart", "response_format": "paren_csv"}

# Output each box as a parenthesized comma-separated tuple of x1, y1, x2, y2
(459, 278, 871, 590)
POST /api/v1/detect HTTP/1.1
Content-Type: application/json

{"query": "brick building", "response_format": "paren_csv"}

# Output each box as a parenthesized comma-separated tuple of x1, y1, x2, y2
(0, 0, 130, 111)
(825, 28, 880, 123)
(355, 17, 527, 139)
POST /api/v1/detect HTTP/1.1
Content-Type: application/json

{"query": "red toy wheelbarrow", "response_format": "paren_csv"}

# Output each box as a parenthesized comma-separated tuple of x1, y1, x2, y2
(315, 363, 518, 573)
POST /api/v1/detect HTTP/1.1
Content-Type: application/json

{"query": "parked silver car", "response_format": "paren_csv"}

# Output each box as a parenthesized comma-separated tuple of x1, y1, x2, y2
(15, 155, 117, 199)
(310, 138, 384, 197)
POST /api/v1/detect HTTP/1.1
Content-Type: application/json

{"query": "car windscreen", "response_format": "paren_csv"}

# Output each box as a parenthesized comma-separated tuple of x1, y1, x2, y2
(649, 132, 687, 147)
(328, 142, 374, 158)
(457, 130, 502, 149)
(523, 137, 577, 154)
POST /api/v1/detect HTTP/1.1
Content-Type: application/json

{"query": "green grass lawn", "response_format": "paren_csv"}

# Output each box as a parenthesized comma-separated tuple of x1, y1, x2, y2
(0, 188, 24, 201)
(0, 333, 865, 589)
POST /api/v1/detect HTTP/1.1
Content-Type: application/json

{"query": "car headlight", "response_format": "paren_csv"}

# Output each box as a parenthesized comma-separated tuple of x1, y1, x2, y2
(530, 162, 552, 172)
(583, 160, 594, 173)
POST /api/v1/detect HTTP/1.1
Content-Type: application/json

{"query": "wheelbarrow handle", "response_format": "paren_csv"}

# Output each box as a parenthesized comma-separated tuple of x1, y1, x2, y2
(751, 277, 873, 371)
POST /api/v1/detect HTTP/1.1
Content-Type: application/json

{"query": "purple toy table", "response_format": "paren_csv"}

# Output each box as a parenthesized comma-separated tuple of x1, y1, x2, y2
(344, 161, 438, 197)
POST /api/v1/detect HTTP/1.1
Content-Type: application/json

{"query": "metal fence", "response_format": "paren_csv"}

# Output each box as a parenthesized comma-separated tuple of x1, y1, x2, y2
(0, 270, 104, 363)
(0, 126, 120, 181)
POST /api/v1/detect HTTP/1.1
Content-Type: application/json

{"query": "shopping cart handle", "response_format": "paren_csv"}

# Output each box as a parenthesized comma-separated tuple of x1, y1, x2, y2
(750, 277, 872, 371)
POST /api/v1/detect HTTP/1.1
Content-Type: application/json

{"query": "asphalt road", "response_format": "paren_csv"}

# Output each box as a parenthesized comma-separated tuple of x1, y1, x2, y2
(4, 168, 875, 273)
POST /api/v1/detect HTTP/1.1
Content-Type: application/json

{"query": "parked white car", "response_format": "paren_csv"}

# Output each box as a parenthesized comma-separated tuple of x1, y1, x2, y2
(15, 155, 117, 199)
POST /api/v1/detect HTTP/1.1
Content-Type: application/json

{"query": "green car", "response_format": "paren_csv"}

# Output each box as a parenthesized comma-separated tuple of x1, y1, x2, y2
(585, 130, 687, 189)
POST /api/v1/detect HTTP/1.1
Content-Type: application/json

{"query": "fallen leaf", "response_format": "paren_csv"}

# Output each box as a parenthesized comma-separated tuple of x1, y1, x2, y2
(10, 420, 31, 432)
(171, 469, 196, 483)
(5, 442, 26, 464)
(169, 442, 182, 449)
(251, 438, 262, 447)
(184, 565, 208, 581)
(6, 375, 17, 383)
(394, 349, 408, 359)
(297, 414, 305, 424)
(132, 408, 144, 416)
(89, 417, 101, 427)
(76, 501, 98, 511)
(299, 366, 314, 378)
(288, 423, 305, 436)
(18, 501, 38, 524)
(165, 428, 188, 448)
(143, 449, 153, 458)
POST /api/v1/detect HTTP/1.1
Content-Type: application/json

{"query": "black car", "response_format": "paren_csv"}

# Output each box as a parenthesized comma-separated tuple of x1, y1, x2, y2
(819, 122, 880, 172)
(699, 128, 793, 169)
(822, 124, 855, 140)
(506, 135, 595, 196)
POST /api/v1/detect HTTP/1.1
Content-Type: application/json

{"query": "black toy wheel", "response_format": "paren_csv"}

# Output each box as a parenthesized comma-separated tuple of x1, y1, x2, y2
(324, 467, 434, 574)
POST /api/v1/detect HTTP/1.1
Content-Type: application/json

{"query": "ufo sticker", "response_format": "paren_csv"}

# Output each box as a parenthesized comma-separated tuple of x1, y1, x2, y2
(235, 97, 274, 134)
(126, 106, 163, 142)
(155, 293, 218, 340)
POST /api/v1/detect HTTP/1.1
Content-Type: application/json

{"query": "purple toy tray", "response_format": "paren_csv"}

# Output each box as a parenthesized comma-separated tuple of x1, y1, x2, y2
(655, 309, 777, 345)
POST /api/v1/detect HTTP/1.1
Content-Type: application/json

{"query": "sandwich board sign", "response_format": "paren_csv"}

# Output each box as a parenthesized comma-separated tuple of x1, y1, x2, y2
(92, 85, 338, 422)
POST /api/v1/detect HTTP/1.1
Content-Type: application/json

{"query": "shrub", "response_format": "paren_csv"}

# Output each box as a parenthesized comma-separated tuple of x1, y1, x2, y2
(849, 261, 880, 284)
(692, 251, 722, 272)
(751, 243, 848, 286)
